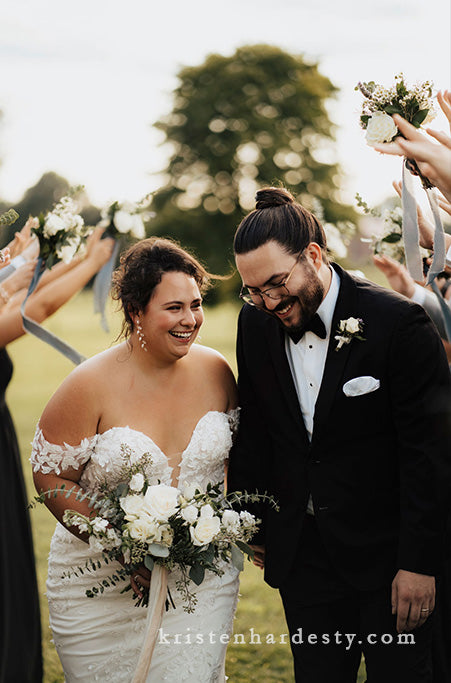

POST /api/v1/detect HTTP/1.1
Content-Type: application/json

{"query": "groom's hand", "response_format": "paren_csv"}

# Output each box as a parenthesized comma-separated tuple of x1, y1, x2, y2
(391, 569, 435, 632)
(250, 544, 265, 570)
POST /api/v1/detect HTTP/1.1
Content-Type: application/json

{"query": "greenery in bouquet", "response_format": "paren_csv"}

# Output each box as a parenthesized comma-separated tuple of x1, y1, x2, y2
(33, 444, 277, 613)
(356, 73, 435, 147)
(0, 208, 19, 227)
(356, 193, 430, 263)
(31, 192, 91, 269)
(97, 199, 147, 241)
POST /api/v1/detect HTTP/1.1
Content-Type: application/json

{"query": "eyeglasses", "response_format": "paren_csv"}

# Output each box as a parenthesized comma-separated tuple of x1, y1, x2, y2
(239, 254, 302, 307)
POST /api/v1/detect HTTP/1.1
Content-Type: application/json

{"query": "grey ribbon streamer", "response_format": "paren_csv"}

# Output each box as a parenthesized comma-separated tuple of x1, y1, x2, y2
(431, 279, 451, 342)
(0, 255, 26, 283)
(425, 188, 446, 285)
(93, 240, 120, 332)
(402, 162, 423, 281)
(20, 258, 86, 366)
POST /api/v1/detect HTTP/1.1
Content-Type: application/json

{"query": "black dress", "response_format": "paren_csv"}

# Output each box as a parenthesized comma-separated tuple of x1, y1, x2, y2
(0, 348, 42, 682)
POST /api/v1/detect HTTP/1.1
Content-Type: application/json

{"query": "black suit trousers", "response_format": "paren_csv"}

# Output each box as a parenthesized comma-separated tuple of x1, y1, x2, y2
(279, 516, 434, 683)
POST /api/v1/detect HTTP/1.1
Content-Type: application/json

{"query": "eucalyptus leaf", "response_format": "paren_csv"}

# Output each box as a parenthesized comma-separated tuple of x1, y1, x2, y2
(144, 555, 155, 571)
(231, 545, 244, 571)
(189, 563, 205, 586)
(148, 543, 170, 558)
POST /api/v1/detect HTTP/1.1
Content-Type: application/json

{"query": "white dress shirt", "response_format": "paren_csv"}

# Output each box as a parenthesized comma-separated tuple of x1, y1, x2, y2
(285, 266, 340, 514)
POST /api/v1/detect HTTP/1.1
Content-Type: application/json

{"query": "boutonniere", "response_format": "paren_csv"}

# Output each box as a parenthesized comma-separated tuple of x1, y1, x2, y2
(335, 317, 365, 351)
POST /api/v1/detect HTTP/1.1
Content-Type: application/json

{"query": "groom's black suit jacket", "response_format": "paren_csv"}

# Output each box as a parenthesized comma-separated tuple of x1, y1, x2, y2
(228, 264, 451, 591)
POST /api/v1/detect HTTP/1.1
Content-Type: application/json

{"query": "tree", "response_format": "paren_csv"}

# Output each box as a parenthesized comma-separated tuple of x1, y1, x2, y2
(149, 44, 353, 292)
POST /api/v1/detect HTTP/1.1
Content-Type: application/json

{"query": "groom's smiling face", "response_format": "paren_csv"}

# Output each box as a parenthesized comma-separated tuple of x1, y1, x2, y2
(235, 240, 325, 333)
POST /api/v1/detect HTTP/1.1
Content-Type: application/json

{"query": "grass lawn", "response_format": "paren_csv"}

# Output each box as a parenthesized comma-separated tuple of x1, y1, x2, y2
(7, 291, 366, 682)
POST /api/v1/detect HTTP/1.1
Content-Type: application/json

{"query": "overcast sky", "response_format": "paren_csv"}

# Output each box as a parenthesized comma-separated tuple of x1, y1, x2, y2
(0, 0, 449, 212)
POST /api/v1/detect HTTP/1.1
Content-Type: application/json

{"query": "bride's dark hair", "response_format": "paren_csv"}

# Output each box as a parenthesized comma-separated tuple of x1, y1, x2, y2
(234, 186, 327, 259)
(111, 237, 211, 340)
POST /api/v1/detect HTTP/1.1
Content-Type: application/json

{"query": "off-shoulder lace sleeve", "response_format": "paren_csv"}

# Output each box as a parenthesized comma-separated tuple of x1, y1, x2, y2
(30, 426, 97, 475)
(227, 408, 240, 438)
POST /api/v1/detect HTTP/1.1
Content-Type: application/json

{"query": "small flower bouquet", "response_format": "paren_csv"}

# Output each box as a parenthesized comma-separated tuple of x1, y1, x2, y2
(33, 445, 276, 613)
(97, 200, 146, 240)
(31, 194, 90, 269)
(335, 317, 365, 351)
(356, 73, 435, 147)
(357, 193, 430, 263)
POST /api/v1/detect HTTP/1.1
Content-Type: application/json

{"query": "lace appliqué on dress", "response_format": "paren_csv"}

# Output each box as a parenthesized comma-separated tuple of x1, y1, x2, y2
(30, 427, 97, 475)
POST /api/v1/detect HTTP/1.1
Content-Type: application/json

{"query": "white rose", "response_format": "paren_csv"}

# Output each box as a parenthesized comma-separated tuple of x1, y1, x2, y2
(344, 317, 361, 334)
(182, 481, 202, 500)
(43, 213, 66, 237)
(365, 112, 398, 146)
(181, 504, 198, 524)
(120, 494, 145, 521)
(221, 509, 240, 530)
(131, 214, 145, 239)
(127, 516, 161, 543)
(190, 516, 221, 546)
(143, 484, 180, 522)
(113, 210, 134, 234)
(129, 472, 145, 493)
(200, 504, 215, 519)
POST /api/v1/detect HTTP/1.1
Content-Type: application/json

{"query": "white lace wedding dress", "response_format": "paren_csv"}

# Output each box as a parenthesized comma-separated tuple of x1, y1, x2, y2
(30, 411, 240, 682)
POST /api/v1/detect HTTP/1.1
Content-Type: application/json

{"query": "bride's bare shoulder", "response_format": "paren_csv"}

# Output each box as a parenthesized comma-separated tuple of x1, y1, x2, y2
(39, 344, 128, 443)
(189, 344, 237, 408)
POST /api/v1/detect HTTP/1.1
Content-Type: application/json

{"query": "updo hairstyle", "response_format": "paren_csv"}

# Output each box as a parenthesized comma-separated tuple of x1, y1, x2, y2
(112, 237, 211, 340)
(234, 186, 327, 260)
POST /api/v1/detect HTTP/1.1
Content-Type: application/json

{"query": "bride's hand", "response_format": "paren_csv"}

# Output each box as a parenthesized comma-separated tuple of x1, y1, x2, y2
(130, 567, 151, 598)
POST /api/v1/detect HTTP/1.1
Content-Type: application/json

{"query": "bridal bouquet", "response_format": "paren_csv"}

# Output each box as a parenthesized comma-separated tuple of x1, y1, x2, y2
(31, 193, 91, 268)
(37, 445, 275, 613)
(97, 199, 146, 240)
(356, 73, 435, 147)
(357, 193, 430, 263)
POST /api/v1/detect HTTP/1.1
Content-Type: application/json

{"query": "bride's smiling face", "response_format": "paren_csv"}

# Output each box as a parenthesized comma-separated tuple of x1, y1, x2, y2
(138, 271, 204, 359)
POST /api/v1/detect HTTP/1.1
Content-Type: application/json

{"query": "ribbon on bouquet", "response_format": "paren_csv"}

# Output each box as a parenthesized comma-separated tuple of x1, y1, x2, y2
(20, 257, 86, 366)
(93, 239, 121, 332)
(132, 565, 169, 683)
(402, 161, 445, 285)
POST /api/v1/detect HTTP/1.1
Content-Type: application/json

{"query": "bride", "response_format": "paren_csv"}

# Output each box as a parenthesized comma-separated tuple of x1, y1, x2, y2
(31, 237, 240, 682)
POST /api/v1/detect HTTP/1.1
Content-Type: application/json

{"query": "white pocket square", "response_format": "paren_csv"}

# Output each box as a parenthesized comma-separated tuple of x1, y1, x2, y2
(343, 376, 380, 397)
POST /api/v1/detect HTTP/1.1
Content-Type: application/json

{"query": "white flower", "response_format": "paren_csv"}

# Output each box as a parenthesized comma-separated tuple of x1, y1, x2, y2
(143, 484, 180, 522)
(182, 481, 202, 500)
(200, 504, 215, 519)
(43, 214, 66, 237)
(120, 494, 145, 521)
(160, 524, 174, 546)
(56, 238, 80, 264)
(92, 517, 109, 534)
(127, 516, 161, 543)
(89, 535, 106, 553)
(113, 210, 134, 234)
(106, 528, 121, 548)
(129, 472, 145, 493)
(239, 511, 256, 527)
(221, 509, 240, 530)
(181, 504, 198, 524)
(342, 317, 361, 334)
(190, 516, 221, 546)
(131, 214, 145, 239)
(365, 112, 398, 146)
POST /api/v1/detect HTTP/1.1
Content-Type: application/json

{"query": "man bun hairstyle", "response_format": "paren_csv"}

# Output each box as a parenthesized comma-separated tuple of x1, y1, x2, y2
(234, 186, 327, 259)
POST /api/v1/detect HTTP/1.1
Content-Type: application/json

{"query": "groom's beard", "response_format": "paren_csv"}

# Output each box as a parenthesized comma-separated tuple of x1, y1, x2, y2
(269, 265, 325, 334)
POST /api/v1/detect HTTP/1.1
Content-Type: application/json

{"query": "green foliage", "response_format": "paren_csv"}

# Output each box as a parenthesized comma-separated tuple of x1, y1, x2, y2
(149, 44, 354, 291)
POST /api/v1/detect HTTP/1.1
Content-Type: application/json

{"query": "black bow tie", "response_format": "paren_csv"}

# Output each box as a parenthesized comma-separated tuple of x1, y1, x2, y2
(287, 313, 327, 344)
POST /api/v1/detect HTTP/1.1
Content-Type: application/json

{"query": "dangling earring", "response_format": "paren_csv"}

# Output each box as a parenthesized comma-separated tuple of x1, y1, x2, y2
(135, 318, 148, 351)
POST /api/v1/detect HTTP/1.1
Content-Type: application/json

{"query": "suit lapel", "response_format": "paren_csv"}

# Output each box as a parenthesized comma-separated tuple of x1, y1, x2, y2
(264, 314, 310, 440)
(312, 264, 359, 439)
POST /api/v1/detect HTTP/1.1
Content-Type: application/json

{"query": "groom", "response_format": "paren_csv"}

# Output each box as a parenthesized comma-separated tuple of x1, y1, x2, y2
(227, 187, 451, 682)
